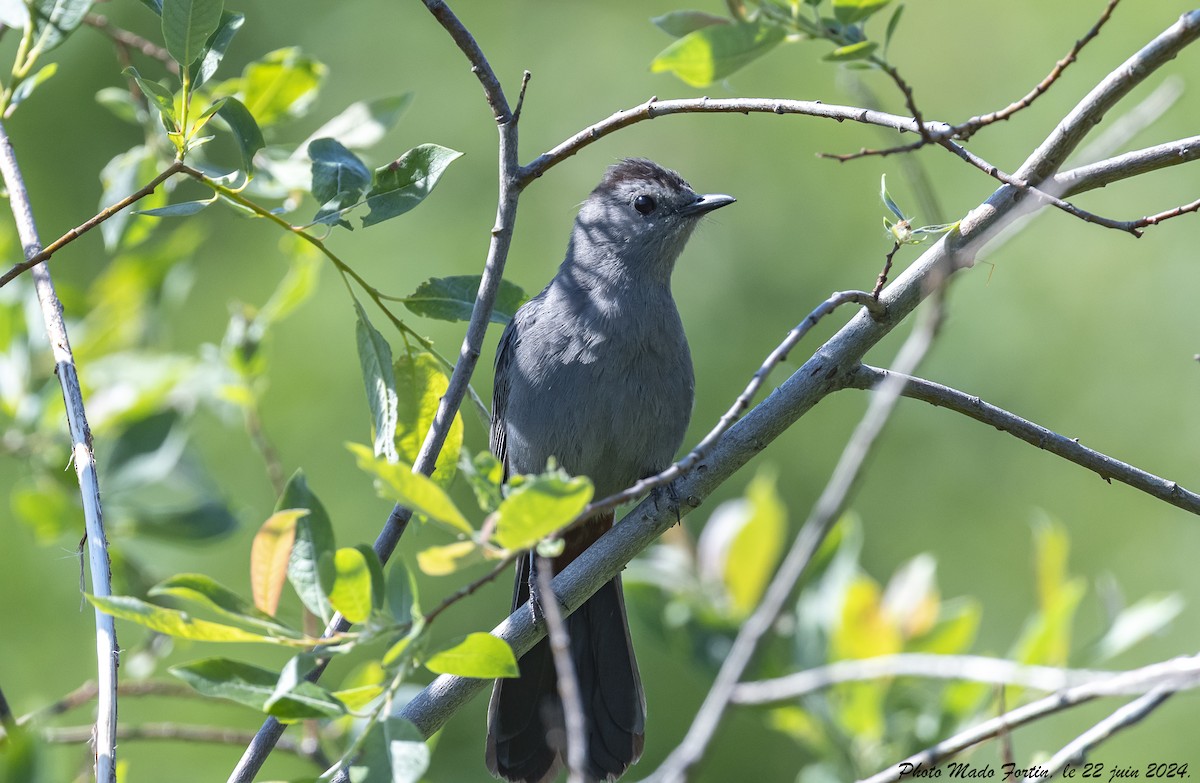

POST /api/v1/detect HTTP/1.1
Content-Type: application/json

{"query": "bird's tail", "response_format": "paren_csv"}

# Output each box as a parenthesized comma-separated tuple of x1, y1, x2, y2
(486, 554, 645, 783)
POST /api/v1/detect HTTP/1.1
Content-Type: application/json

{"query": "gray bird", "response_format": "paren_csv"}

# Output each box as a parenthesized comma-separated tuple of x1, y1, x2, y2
(486, 158, 735, 783)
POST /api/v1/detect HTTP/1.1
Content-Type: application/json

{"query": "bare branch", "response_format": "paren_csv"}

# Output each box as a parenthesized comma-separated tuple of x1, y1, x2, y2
(519, 97, 951, 185)
(1052, 134, 1200, 197)
(857, 654, 1200, 783)
(732, 653, 1112, 705)
(0, 119, 118, 783)
(42, 723, 329, 769)
(85, 13, 179, 74)
(953, 0, 1122, 140)
(1035, 688, 1173, 780)
(847, 365, 1200, 516)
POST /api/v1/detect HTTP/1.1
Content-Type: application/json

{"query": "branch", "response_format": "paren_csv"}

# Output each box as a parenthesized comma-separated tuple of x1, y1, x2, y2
(857, 654, 1200, 783)
(952, 0, 1122, 140)
(535, 557, 587, 783)
(731, 654, 1113, 706)
(85, 13, 179, 74)
(0, 160, 183, 289)
(518, 97, 951, 185)
(1035, 688, 1173, 780)
(42, 723, 329, 768)
(0, 120, 118, 783)
(847, 366, 1200, 516)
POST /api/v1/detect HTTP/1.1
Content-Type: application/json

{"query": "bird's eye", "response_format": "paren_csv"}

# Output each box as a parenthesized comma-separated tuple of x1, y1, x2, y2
(633, 194, 656, 215)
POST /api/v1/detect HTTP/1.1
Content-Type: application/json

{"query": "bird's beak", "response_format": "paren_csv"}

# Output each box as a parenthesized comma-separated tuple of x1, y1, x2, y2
(680, 193, 736, 216)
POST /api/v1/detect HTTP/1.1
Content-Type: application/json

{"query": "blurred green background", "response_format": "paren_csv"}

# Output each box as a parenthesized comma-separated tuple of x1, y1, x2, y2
(2, 0, 1199, 781)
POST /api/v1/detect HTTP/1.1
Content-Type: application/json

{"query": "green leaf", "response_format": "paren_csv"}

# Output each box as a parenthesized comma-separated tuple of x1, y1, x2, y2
(698, 469, 787, 618)
(280, 471, 337, 623)
(149, 572, 299, 637)
(28, 0, 92, 56)
(823, 40, 878, 62)
(170, 657, 346, 718)
(96, 86, 144, 125)
(137, 199, 214, 217)
(188, 10, 243, 88)
(883, 3, 904, 54)
(354, 301, 400, 463)
(651, 10, 730, 38)
(216, 96, 264, 172)
(650, 20, 785, 88)
(493, 470, 593, 551)
(250, 509, 305, 616)
(362, 144, 463, 228)
(162, 0, 224, 68)
(386, 559, 419, 624)
(8, 62, 57, 113)
(399, 275, 528, 326)
(123, 66, 177, 128)
(348, 443, 472, 536)
(832, 0, 891, 25)
(393, 350, 463, 486)
(324, 546, 375, 624)
(300, 93, 414, 152)
(880, 174, 906, 221)
(222, 47, 326, 126)
(1093, 593, 1184, 662)
(88, 595, 275, 643)
(909, 598, 981, 655)
(310, 138, 371, 227)
(386, 718, 431, 783)
(424, 632, 518, 678)
(417, 541, 483, 576)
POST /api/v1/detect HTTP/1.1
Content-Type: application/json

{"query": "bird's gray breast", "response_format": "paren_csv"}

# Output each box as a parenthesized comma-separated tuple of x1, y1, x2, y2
(496, 282, 694, 498)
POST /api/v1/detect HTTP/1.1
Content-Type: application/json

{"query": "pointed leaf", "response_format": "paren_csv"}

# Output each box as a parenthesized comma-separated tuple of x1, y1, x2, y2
(393, 350, 462, 485)
(137, 199, 214, 217)
(832, 0, 892, 25)
(424, 632, 518, 678)
(29, 0, 92, 56)
(325, 546, 374, 624)
(280, 471, 337, 623)
(88, 595, 274, 643)
(8, 63, 57, 113)
(400, 275, 527, 326)
(824, 40, 878, 62)
(188, 10, 243, 88)
(225, 47, 326, 126)
(149, 572, 299, 636)
(354, 301, 400, 463)
(362, 144, 462, 228)
(170, 657, 346, 718)
(251, 509, 305, 616)
(123, 66, 177, 127)
(650, 20, 784, 88)
(310, 138, 371, 227)
(417, 540, 483, 576)
(652, 10, 730, 38)
(217, 96, 264, 172)
(349, 443, 472, 536)
(162, 0, 224, 68)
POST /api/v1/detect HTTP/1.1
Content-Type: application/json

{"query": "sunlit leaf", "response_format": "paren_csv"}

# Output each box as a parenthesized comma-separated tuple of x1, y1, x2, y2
(89, 595, 275, 643)
(700, 469, 787, 618)
(399, 275, 528, 326)
(492, 470, 593, 551)
(221, 47, 326, 126)
(8, 63, 57, 114)
(349, 443, 472, 536)
(424, 632, 518, 678)
(324, 546, 375, 624)
(823, 40, 878, 62)
(881, 553, 938, 638)
(1093, 593, 1184, 662)
(137, 199, 214, 217)
(355, 301, 400, 463)
(29, 0, 92, 56)
(150, 572, 299, 637)
(362, 144, 462, 228)
(908, 598, 981, 655)
(830, 576, 902, 660)
(250, 509, 305, 616)
(393, 350, 462, 486)
(460, 450, 504, 513)
(188, 10, 243, 88)
(832, 0, 892, 25)
(387, 717, 431, 783)
(417, 540, 483, 576)
(650, 20, 784, 88)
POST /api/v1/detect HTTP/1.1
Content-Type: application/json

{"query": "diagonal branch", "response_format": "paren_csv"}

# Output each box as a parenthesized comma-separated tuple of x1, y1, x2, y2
(846, 366, 1200, 516)
(0, 120, 118, 783)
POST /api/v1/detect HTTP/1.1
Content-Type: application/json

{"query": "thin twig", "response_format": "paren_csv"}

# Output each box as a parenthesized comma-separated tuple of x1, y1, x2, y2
(847, 366, 1200, 516)
(535, 557, 587, 783)
(0, 160, 184, 289)
(643, 287, 948, 783)
(953, 0, 1122, 140)
(857, 654, 1200, 783)
(16, 681, 191, 727)
(244, 401, 286, 498)
(873, 242, 901, 299)
(519, 97, 951, 185)
(1035, 688, 1173, 780)
(85, 14, 179, 73)
(0, 119, 118, 783)
(731, 654, 1111, 705)
(422, 553, 518, 625)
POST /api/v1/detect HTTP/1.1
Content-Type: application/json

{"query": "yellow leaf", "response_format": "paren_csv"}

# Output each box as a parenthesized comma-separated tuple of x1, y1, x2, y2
(250, 509, 306, 616)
